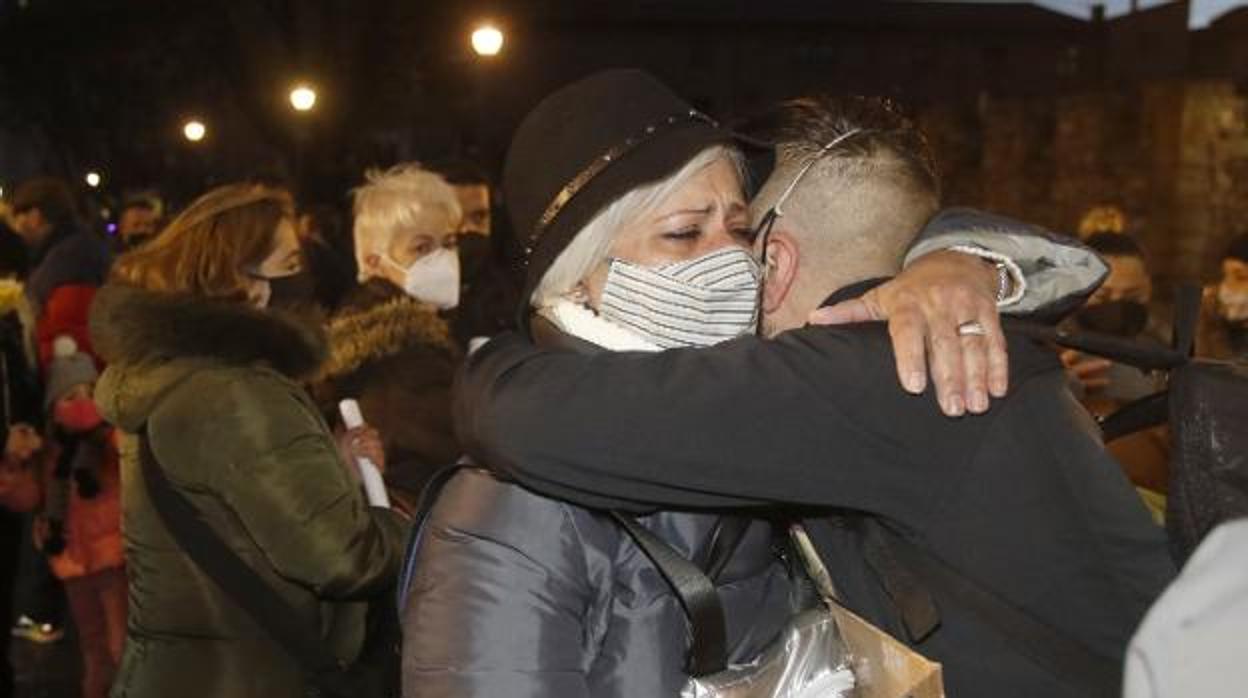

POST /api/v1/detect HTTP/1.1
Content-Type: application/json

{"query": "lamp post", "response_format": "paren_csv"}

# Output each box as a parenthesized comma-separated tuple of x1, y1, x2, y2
(471, 24, 504, 57)
(468, 23, 505, 165)
(183, 119, 207, 143)
(287, 83, 318, 196)
(289, 84, 317, 112)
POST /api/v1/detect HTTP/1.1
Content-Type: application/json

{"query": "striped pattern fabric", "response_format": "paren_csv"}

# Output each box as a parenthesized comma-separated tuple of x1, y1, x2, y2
(599, 247, 761, 349)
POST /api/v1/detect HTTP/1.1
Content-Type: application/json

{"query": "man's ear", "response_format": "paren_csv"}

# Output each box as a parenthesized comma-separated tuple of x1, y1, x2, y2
(762, 231, 799, 315)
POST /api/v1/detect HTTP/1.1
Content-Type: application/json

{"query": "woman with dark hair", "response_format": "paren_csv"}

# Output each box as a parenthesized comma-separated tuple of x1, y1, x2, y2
(89, 183, 406, 697)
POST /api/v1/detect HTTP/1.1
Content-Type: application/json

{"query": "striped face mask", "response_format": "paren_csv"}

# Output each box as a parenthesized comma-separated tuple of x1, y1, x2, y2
(599, 246, 762, 348)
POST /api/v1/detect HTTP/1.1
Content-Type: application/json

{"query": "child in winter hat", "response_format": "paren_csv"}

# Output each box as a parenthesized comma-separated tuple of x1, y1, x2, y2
(47, 336, 101, 423)
(39, 335, 127, 698)
(41, 336, 105, 548)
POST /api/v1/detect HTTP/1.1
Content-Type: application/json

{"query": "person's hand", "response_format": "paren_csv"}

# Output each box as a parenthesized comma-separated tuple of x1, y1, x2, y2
(809, 250, 1007, 417)
(1060, 349, 1112, 391)
(5, 424, 43, 462)
(335, 425, 387, 479)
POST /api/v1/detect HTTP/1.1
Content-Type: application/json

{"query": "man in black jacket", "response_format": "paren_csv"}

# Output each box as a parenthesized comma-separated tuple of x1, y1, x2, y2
(10, 177, 111, 369)
(454, 96, 1175, 696)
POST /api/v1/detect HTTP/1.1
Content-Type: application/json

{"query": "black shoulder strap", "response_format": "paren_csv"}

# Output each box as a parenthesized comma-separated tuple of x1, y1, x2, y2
(1002, 318, 1186, 371)
(702, 516, 752, 581)
(393, 465, 738, 678)
(138, 432, 351, 695)
(1171, 284, 1202, 358)
(881, 525, 1121, 697)
(1001, 283, 1203, 373)
(1099, 391, 1170, 442)
(610, 512, 728, 678)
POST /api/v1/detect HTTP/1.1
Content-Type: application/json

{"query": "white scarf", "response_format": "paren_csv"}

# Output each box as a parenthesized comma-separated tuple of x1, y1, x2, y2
(538, 300, 662, 352)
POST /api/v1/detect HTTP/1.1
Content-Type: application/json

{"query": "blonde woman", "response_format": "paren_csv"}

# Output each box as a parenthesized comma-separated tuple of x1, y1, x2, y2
(315, 166, 462, 509)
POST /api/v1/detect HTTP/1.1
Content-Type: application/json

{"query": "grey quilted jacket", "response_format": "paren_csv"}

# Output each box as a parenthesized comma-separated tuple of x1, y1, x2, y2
(400, 466, 794, 697)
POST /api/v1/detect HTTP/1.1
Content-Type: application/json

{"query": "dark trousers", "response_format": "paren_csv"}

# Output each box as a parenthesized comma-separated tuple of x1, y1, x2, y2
(0, 508, 22, 698)
(13, 513, 64, 626)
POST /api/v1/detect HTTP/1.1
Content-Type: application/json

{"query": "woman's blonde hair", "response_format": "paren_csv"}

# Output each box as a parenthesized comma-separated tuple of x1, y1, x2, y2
(352, 163, 462, 282)
(531, 145, 746, 308)
(111, 183, 294, 300)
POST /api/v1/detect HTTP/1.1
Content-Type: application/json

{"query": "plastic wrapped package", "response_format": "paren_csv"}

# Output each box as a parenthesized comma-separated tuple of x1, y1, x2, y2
(680, 523, 945, 698)
(683, 608, 855, 698)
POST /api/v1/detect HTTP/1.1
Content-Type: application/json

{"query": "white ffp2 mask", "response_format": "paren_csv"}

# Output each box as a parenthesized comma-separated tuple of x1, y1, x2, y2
(387, 247, 461, 310)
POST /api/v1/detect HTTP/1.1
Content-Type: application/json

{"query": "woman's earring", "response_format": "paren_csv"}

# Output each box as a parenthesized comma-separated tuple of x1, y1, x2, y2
(569, 283, 590, 304)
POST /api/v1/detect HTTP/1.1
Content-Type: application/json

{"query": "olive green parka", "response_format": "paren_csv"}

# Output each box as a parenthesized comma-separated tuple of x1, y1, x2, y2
(89, 284, 407, 698)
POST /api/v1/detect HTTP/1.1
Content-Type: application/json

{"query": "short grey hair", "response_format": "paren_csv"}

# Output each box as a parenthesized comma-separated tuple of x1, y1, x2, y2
(352, 163, 462, 282)
(532, 145, 746, 308)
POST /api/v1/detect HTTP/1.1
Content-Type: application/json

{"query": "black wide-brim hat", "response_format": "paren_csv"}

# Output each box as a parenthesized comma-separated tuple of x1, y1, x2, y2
(503, 69, 772, 318)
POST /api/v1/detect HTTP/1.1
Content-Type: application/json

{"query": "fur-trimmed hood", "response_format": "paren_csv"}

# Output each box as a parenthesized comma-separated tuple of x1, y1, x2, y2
(90, 284, 329, 432)
(320, 282, 454, 381)
(90, 284, 328, 376)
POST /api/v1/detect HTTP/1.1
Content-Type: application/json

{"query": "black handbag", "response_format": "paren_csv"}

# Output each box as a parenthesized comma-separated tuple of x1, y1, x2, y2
(138, 432, 399, 698)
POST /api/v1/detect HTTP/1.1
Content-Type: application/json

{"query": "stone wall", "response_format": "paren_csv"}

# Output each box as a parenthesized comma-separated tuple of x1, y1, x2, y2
(918, 79, 1248, 294)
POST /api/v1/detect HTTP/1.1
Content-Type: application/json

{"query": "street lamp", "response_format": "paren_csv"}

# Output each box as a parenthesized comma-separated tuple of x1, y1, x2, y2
(85, 171, 102, 188)
(471, 24, 504, 57)
(289, 84, 317, 112)
(183, 119, 207, 142)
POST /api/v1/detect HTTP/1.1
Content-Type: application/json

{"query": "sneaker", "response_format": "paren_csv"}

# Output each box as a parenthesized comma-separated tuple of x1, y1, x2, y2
(10, 615, 65, 644)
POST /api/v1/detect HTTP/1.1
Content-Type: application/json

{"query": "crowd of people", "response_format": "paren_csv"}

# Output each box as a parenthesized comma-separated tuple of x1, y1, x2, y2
(0, 68, 1244, 698)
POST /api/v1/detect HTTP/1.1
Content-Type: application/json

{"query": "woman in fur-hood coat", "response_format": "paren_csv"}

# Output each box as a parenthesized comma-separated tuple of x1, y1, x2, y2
(90, 184, 406, 698)
(315, 279, 460, 504)
(90, 281, 408, 698)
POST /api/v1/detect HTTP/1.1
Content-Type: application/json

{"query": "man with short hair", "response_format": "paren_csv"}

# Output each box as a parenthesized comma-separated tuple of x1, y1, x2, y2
(114, 191, 163, 252)
(454, 95, 1175, 696)
(10, 177, 110, 369)
(1061, 233, 1169, 497)
(1198, 233, 1248, 361)
(1062, 233, 1159, 397)
(436, 159, 493, 237)
(1081, 233, 1153, 309)
(433, 159, 522, 348)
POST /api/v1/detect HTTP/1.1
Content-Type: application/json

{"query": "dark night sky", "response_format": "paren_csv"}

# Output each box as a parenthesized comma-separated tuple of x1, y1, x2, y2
(1, 1, 1244, 211)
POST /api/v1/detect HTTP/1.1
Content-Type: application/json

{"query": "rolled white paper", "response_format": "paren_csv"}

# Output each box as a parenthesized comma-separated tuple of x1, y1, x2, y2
(338, 399, 390, 508)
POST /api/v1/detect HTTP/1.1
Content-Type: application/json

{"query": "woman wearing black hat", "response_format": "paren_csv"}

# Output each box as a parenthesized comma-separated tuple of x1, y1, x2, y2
(400, 70, 800, 698)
